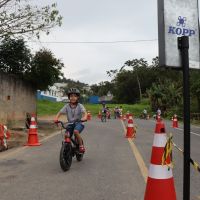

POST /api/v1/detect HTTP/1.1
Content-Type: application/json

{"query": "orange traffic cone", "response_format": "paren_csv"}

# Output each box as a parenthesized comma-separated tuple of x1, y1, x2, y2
(25, 116, 41, 146)
(125, 116, 135, 138)
(144, 122, 176, 200)
(98, 111, 101, 119)
(123, 115, 127, 121)
(172, 114, 178, 128)
(155, 117, 165, 133)
(156, 114, 162, 122)
(87, 111, 91, 120)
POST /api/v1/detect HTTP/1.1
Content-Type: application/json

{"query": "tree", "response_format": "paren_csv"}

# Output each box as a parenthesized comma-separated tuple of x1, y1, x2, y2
(0, 0, 62, 39)
(121, 58, 149, 101)
(147, 80, 182, 114)
(26, 48, 64, 90)
(0, 37, 32, 75)
(112, 70, 140, 103)
(0, 38, 64, 90)
(90, 81, 114, 96)
(190, 70, 200, 112)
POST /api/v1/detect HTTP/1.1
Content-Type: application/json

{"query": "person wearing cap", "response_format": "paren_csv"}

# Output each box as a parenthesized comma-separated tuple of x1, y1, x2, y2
(54, 88, 87, 153)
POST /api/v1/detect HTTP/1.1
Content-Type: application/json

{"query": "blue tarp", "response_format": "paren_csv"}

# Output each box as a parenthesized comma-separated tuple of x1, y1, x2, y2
(89, 96, 99, 104)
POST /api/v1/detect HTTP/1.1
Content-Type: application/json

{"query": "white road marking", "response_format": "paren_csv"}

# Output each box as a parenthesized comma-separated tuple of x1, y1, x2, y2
(175, 128, 200, 137)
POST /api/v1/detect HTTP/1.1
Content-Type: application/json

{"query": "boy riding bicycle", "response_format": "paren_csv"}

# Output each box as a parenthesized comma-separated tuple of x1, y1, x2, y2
(54, 88, 87, 153)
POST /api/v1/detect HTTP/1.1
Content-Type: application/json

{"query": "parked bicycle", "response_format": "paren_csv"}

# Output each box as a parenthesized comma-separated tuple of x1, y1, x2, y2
(55, 120, 86, 171)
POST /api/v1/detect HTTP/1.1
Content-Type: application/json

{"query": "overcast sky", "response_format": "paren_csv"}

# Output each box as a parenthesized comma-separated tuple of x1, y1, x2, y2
(30, 0, 158, 84)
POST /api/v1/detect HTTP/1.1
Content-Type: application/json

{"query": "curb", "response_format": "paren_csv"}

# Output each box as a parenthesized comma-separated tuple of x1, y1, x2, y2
(0, 131, 59, 160)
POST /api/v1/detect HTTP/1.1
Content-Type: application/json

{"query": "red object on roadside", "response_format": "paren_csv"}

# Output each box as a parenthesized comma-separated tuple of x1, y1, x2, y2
(0, 124, 11, 148)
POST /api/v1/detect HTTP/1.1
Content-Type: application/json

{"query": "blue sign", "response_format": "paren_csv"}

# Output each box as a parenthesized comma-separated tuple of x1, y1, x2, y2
(168, 16, 195, 37)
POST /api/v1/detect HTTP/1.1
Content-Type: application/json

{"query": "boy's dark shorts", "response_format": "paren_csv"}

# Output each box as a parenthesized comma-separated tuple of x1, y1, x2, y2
(67, 123, 85, 135)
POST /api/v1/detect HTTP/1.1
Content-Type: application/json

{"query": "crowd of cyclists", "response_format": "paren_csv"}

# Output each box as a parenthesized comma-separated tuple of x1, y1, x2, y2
(100, 102, 162, 121)
(101, 103, 124, 120)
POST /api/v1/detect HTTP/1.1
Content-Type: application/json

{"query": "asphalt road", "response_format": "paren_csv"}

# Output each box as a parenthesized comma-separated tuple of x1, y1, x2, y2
(134, 118, 200, 200)
(0, 117, 199, 200)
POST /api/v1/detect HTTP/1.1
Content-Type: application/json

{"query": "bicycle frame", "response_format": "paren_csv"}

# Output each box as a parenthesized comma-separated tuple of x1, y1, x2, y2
(56, 120, 85, 146)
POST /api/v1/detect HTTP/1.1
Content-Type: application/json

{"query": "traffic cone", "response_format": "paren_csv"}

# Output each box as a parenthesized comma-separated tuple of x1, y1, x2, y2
(155, 117, 165, 133)
(125, 116, 135, 138)
(144, 122, 176, 200)
(87, 111, 91, 120)
(172, 114, 178, 128)
(123, 115, 127, 121)
(156, 114, 162, 122)
(98, 111, 101, 119)
(25, 116, 41, 146)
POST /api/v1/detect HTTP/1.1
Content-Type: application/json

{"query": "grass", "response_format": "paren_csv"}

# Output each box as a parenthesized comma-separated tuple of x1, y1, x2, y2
(36, 100, 200, 124)
(37, 99, 150, 117)
(37, 100, 65, 116)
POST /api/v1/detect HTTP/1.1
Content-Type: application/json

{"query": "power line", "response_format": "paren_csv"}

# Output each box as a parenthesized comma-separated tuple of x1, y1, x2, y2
(27, 39, 158, 44)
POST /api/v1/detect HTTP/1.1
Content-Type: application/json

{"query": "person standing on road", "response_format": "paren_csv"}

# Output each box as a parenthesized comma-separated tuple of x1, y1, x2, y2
(143, 108, 147, 119)
(114, 106, 118, 119)
(54, 88, 87, 153)
(119, 106, 123, 117)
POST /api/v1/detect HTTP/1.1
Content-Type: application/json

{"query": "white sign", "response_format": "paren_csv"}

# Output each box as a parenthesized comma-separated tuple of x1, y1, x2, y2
(158, 0, 200, 69)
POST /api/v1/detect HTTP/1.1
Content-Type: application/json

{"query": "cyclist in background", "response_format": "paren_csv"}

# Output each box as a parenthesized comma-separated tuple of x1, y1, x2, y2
(101, 103, 107, 121)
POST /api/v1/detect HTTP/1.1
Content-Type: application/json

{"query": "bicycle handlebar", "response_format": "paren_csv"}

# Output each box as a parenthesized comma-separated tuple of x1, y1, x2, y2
(54, 120, 87, 129)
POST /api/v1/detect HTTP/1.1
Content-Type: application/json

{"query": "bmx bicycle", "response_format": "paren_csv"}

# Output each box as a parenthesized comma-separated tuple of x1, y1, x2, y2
(55, 120, 86, 171)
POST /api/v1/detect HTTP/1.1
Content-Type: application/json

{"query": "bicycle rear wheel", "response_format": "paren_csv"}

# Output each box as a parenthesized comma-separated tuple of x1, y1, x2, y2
(59, 142, 72, 171)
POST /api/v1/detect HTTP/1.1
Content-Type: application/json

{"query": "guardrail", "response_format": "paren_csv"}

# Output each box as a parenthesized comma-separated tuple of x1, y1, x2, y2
(191, 113, 200, 120)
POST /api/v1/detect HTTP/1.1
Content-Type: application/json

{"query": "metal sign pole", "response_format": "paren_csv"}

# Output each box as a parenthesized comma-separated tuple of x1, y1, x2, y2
(178, 36, 191, 200)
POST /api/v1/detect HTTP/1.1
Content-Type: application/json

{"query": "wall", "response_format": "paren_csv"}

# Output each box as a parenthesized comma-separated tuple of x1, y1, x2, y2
(0, 73, 36, 127)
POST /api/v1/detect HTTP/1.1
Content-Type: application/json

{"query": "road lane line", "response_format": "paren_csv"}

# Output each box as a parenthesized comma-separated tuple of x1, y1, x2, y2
(175, 128, 200, 137)
(147, 119, 200, 137)
(121, 120, 148, 183)
(0, 131, 59, 160)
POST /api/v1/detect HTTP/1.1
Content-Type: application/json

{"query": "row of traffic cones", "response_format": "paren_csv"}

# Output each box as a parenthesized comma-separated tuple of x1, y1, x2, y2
(123, 113, 177, 199)
(1, 115, 41, 149)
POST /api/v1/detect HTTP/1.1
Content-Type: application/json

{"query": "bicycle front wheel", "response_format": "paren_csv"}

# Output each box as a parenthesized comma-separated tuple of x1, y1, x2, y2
(59, 143, 72, 171)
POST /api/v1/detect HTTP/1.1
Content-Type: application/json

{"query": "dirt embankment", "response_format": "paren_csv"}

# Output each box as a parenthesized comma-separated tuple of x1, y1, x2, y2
(1, 115, 66, 152)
